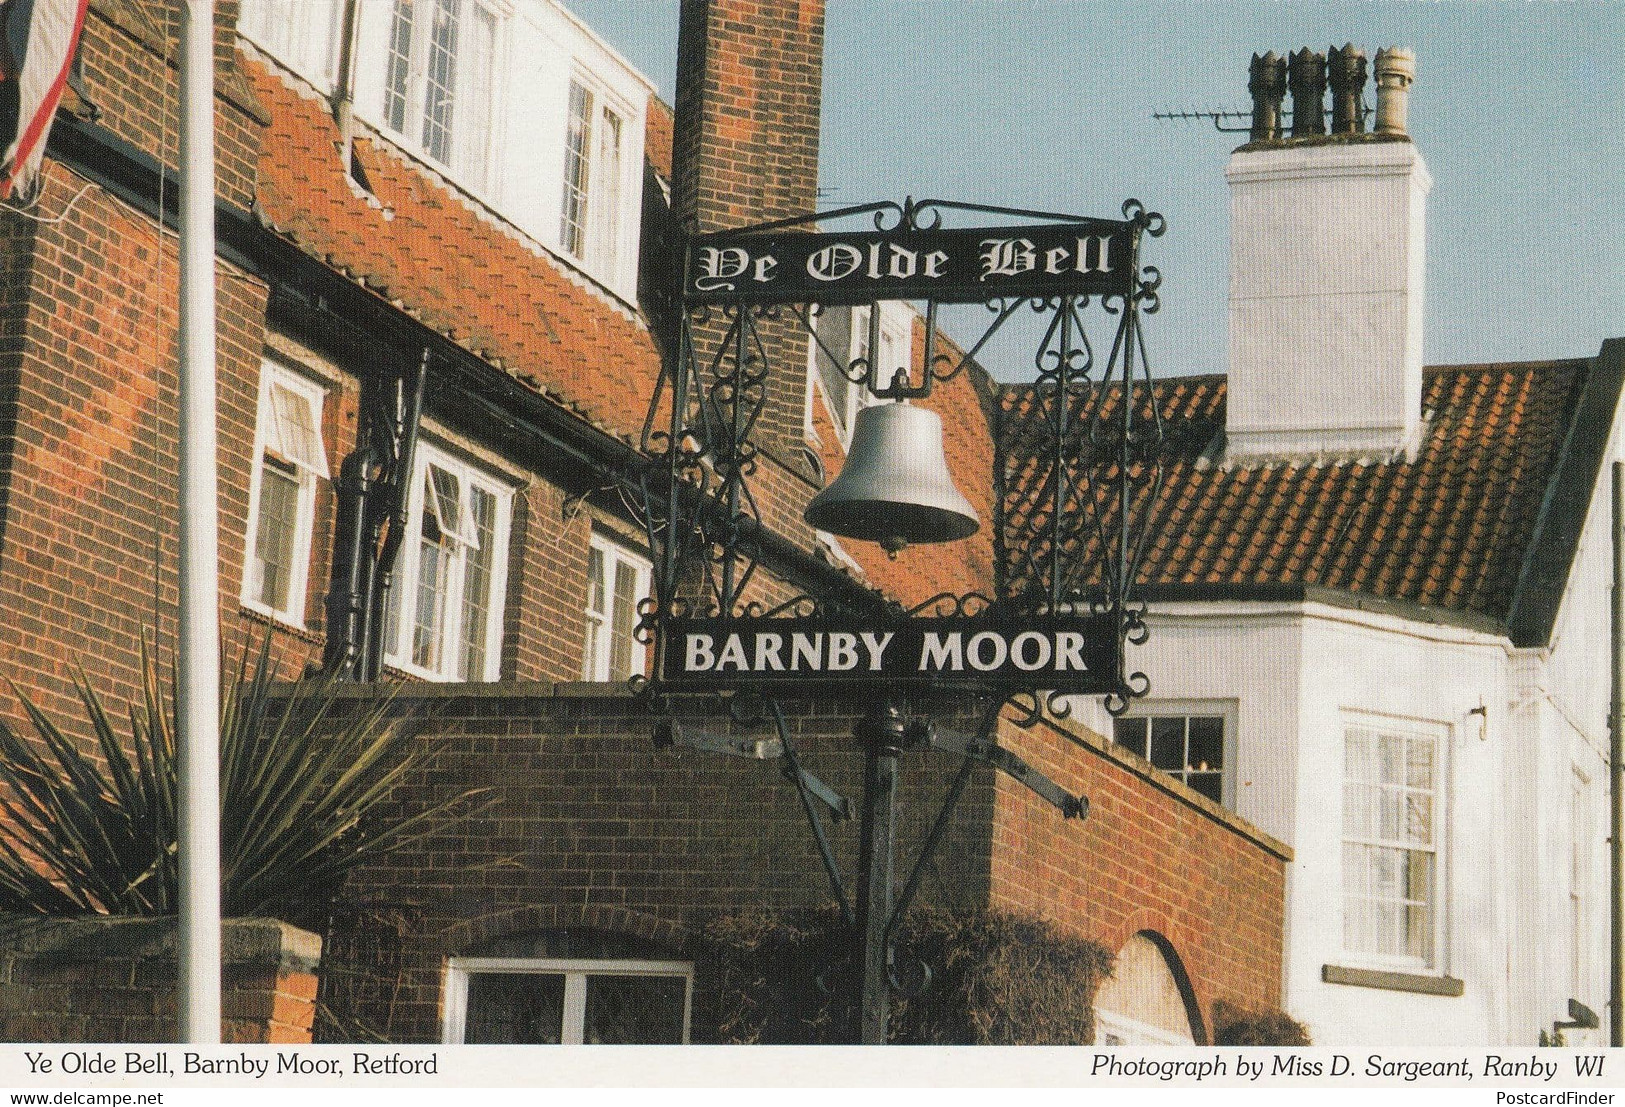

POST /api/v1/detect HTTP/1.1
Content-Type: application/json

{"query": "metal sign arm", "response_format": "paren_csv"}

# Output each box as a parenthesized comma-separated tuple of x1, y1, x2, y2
(885, 747, 976, 947)
(770, 702, 855, 926)
(652, 710, 854, 923)
(928, 724, 1088, 820)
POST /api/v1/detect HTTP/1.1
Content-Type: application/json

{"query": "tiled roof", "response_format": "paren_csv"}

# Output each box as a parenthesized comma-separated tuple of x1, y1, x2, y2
(645, 98, 675, 182)
(243, 49, 663, 447)
(1000, 358, 1599, 630)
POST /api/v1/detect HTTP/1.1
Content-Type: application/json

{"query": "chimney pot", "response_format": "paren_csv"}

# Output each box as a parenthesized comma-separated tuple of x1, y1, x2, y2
(1249, 51, 1287, 143)
(1374, 47, 1416, 136)
(1288, 48, 1327, 137)
(1327, 44, 1368, 135)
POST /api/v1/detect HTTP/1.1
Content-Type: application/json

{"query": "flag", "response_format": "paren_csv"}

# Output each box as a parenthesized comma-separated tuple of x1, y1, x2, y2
(0, 0, 89, 202)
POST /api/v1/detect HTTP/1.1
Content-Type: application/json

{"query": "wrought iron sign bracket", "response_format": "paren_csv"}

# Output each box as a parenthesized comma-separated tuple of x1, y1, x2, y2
(927, 724, 1087, 820)
(632, 195, 1166, 1043)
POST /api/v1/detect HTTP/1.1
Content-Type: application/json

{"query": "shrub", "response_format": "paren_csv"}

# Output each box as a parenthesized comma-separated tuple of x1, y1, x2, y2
(1211, 999, 1312, 1046)
(694, 905, 1113, 1045)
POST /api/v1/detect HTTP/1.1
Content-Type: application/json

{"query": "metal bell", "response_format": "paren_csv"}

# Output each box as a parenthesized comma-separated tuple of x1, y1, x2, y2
(804, 401, 980, 554)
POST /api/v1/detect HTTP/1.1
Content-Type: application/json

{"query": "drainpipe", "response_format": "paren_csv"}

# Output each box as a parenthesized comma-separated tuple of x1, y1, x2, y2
(331, 0, 361, 176)
(1610, 461, 1623, 1045)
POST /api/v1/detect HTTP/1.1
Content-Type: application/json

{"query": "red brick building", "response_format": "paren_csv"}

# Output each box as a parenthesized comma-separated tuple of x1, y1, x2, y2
(0, 0, 1289, 1044)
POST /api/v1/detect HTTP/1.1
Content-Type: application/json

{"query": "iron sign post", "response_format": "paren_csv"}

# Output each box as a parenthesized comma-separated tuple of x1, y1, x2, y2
(632, 197, 1164, 1044)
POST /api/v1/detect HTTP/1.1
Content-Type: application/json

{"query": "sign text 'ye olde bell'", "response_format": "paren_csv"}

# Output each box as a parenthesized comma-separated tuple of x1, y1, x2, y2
(683, 221, 1137, 306)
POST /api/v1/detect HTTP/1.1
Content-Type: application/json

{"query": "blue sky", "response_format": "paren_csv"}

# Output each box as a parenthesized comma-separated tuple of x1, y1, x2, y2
(567, 0, 1624, 381)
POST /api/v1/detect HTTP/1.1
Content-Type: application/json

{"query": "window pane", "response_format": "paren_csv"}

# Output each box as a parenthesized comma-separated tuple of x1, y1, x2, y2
(1406, 737, 1434, 789)
(560, 81, 592, 256)
(413, 538, 449, 669)
(251, 464, 301, 611)
(268, 381, 327, 475)
(1187, 716, 1223, 771)
(582, 975, 685, 1045)
(591, 109, 623, 273)
(1149, 716, 1185, 771)
(1188, 772, 1222, 804)
(813, 307, 856, 434)
(464, 973, 565, 1044)
(1343, 782, 1370, 837)
(586, 546, 607, 614)
(383, 0, 414, 134)
(1111, 717, 1148, 759)
(1378, 787, 1403, 841)
(609, 559, 637, 680)
(460, 485, 497, 680)
(422, 0, 460, 163)
(1404, 793, 1432, 846)
(1378, 733, 1404, 785)
(427, 465, 465, 543)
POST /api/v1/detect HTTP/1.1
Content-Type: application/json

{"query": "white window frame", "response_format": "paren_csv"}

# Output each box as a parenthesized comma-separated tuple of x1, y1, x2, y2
(378, 0, 504, 190)
(806, 301, 913, 450)
(557, 73, 635, 288)
(1110, 700, 1237, 808)
(582, 533, 652, 682)
(442, 956, 693, 1045)
(241, 361, 331, 627)
(1571, 764, 1592, 999)
(382, 441, 512, 682)
(1340, 712, 1450, 973)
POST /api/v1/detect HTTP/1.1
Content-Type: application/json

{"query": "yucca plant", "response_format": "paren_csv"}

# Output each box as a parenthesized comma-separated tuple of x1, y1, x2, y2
(0, 634, 480, 917)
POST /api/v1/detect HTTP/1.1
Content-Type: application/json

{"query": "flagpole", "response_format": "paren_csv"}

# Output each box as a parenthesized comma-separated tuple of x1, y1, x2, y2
(177, 0, 221, 1044)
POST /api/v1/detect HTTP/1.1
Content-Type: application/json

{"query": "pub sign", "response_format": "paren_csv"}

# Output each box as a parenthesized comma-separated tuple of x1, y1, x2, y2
(683, 219, 1137, 306)
(660, 612, 1119, 695)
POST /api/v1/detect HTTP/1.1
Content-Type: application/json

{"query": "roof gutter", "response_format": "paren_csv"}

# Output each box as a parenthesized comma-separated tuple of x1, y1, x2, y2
(1136, 581, 1509, 639)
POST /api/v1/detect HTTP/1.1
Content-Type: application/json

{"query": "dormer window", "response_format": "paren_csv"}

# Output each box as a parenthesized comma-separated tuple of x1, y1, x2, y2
(239, 0, 342, 90)
(380, 0, 499, 186)
(560, 78, 626, 279)
(239, 0, 650, 301)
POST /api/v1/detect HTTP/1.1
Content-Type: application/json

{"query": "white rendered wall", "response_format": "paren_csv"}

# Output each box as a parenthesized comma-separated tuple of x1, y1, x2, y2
(1504, 366, 1625, 1045)
(1226, 142, 1431, 458)
(1125, 601, 1515, 1044)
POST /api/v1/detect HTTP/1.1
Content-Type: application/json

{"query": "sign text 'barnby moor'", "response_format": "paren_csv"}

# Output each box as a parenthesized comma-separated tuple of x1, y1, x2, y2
(660, 613, 1119, 694)
(683, 220, 1137, 306)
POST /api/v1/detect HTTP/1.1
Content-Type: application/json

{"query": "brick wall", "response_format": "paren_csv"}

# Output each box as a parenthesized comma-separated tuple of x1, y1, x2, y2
(672, 0, 828, 529)
(312, 683, 1286, 1043)
(0, 917, 320, 1043)
(988, 715, 1290, 1036)
(0, 0, 278, 735)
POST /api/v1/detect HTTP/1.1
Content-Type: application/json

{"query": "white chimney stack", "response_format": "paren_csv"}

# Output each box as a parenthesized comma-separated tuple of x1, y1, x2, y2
(1225, 46, 1430, 460)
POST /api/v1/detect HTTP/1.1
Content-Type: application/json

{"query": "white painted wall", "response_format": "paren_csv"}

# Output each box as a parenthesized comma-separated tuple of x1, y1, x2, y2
(1226, 142, 1430, 458)
(1123, 600, 1525, 1044)
(1502, 372, 1625, 1046)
